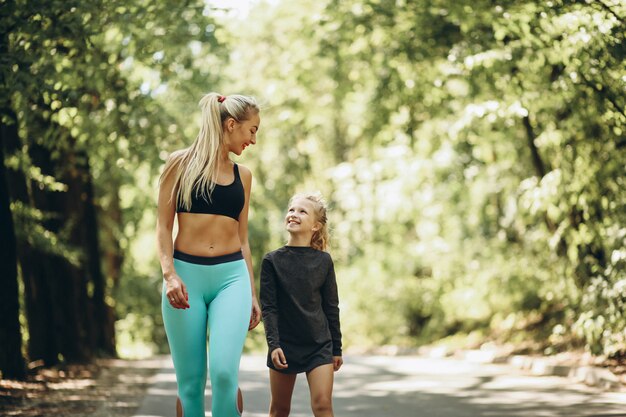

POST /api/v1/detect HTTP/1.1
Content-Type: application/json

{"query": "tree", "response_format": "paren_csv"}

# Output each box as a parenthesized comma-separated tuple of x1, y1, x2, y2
(222, 0, 625, 355)
(1, 0, 226, 371)
(0, 123, 25, 378)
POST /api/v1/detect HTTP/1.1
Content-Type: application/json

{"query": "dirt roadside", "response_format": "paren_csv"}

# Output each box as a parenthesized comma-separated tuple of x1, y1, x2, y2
(0, 357, 161, 417)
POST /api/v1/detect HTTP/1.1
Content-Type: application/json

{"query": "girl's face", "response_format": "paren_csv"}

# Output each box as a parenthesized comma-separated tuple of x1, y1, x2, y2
(226, 112, 260, 155)
(285, 197, 320, 235)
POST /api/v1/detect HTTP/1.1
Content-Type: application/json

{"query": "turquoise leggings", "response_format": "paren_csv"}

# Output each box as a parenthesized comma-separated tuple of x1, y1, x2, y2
(162, 250, 251, 417)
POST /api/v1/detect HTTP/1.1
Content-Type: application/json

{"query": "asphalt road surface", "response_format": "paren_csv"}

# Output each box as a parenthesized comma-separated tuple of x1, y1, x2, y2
(134, 354, 626, 417)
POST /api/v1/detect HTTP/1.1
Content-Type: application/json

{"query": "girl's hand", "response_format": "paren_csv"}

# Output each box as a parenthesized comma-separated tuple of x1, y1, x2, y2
(332, 356, 343, 371)
(271, 348, 288, 369)
(249, 297, 261, 330)
(164, 275, 190, 309)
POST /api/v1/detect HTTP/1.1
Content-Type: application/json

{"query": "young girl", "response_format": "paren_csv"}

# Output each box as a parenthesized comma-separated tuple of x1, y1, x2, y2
(260, 192, 343, 417)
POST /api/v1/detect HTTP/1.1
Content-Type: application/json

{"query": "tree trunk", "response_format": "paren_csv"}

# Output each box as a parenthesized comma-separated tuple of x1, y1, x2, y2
(0, 122, 26, 379)
(522, 113, 558, 234)
(102, 185, 124, 292)
(0, 107, 59, 366)
(522, 115, 547, 178)
(76, 150, 116, 356)
(28, 141, 93, 363)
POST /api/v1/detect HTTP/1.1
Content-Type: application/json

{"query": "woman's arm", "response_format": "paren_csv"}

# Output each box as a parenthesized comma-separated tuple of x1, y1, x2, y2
(157, 155, 189, 309)
(237, 164, 261, 330)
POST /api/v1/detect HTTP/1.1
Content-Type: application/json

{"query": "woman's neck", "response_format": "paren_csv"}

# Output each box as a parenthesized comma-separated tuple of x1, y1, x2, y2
(218, 147, 231, 164)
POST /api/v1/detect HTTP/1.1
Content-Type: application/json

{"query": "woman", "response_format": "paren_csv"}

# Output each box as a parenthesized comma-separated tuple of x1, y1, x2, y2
(156, 92, 262, 417)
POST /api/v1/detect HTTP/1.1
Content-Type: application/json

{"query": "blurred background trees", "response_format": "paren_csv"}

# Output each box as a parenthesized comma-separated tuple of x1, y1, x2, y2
(1, 0, 624, 379)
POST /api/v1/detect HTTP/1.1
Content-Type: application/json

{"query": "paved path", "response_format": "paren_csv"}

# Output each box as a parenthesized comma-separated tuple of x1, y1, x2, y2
(134, 354, 626, 417)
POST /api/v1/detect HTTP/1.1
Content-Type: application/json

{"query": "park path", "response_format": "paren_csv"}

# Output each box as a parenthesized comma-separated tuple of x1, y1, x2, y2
(134, 354, 626, 417)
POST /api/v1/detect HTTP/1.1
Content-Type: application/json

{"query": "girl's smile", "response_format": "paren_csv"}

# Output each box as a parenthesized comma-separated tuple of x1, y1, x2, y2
(285, 198, 318, 234)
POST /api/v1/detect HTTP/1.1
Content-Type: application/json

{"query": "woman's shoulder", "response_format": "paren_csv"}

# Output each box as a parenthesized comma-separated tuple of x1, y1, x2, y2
(236, 163, 252, 181)
(169, 148, 189, 160)
(160, 149, 189, 184)
(164, 149, 188, 168)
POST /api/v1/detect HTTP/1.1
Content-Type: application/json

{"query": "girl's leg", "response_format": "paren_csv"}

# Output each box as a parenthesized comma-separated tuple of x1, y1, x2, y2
(162, 276, 208, 417)
(306, 364, 335, 417)
(207, 261, 251, 417)
(269, 369, 297, 417)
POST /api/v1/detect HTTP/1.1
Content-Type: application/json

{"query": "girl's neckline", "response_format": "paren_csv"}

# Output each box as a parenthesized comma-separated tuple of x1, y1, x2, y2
(284, 245, 315, 249)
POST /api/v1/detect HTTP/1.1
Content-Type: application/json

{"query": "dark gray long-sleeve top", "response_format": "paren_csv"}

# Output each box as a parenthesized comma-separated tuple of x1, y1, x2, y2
(260, 246, 342, 359)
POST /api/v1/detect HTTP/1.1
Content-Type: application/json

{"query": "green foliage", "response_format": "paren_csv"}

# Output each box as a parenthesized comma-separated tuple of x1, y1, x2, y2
(574, 230, 626, 356)
(225, 0, 626, 356)
(316, 0, 625, 355)
(115, 266, 166, 357)
(5, 0, 624, 359)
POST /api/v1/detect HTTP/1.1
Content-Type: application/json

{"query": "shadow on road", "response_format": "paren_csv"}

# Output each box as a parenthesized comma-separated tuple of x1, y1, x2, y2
(134, 355, 626, 417)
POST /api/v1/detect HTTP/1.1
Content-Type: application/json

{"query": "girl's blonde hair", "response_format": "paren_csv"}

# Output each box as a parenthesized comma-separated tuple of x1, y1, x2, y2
(289, 192, 330, 252)
(160, 92, 259, 210)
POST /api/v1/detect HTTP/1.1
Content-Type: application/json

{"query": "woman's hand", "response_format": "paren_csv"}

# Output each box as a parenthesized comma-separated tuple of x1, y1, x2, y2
(271, 348, 288, 369)
(164, 275, 189, 309)
(248, 297, 261, 330)
(332, 356, 343, 371)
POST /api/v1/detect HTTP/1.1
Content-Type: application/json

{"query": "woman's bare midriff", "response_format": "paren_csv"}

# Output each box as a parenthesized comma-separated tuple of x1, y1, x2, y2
(174, 213, 242, 257)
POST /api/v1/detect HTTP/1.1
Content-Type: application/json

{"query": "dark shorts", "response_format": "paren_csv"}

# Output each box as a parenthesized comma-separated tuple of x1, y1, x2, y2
(267, 340, 334, 374)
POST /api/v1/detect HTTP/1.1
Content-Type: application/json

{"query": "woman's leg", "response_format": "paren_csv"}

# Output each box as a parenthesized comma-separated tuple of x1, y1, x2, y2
(162, 274, 208, 417)
(269, 369, 297, 417)
(306, 364, 335, 417)
(207, 261, 251, 417)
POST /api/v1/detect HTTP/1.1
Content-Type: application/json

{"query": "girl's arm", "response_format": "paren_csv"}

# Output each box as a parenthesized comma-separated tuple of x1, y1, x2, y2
(237, 164, 261, 330)
(260, 256, 281, 353)
(321, 255, 342, 357)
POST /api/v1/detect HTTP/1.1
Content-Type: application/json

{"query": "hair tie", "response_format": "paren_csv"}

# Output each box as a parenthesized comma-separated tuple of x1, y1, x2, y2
(218, 95, 226, 103)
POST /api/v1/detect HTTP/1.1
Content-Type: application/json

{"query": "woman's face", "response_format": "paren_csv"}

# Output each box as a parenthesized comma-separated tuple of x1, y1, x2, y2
(226, 112, 260, 156)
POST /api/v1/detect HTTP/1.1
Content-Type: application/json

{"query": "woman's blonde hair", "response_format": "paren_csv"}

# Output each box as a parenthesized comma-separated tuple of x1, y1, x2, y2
(160, 92, 259, 210)
(289, 192, 330, 252)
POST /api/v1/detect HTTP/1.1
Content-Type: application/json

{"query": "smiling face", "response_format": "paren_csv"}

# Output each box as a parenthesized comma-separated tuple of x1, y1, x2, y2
(225, 111, 260, 155)
(285, 197, 320, 236)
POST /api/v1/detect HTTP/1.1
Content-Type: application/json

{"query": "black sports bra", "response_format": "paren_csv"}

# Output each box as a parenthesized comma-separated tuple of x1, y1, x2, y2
(176, 164, 245, 221)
